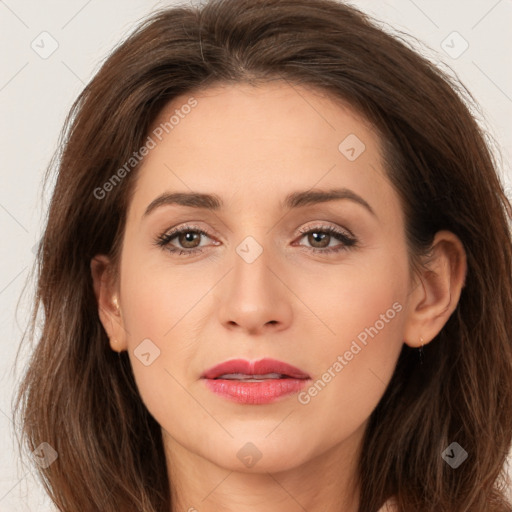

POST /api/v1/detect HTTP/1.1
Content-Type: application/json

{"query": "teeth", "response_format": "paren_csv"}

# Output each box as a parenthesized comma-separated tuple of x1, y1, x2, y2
(216, 372, 285, 380)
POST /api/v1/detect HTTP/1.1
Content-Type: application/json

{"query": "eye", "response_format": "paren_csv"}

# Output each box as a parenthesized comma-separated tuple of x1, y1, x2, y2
(295, 225, 357, 254)
(154, 224, 218, 257)
(154, 223, 357, 257)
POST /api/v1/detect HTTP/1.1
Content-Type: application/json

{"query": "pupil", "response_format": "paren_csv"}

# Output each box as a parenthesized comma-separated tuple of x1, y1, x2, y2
(180, 232, 199, 248)
(310, 232, 329, 248)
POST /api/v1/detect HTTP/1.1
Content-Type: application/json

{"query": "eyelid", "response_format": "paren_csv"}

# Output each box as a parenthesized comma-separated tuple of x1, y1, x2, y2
(156, 222, 218, 246)
(155, 220, 358, 256)
(159, 220, 354, 239)
(296, 222, 355, 239)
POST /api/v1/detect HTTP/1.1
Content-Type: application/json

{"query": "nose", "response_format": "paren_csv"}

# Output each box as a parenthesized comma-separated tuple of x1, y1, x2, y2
(216, 245, 293, 335)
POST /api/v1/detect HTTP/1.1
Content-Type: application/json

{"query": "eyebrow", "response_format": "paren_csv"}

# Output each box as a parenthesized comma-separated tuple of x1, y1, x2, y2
(143, 187, 376, 218)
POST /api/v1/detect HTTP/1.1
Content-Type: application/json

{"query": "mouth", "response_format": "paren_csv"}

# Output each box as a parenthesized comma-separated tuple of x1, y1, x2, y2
(201, 358, 310, 405)
(213, 372, 295, 382)
(201, 357, 310, 380)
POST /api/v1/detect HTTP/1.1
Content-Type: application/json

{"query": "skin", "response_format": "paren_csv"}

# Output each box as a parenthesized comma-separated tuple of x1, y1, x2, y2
(91, 81, 467, 512)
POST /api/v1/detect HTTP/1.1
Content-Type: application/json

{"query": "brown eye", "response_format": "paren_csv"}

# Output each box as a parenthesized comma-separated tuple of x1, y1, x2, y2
(297, 225, 357, 254)
(306, 231, 331, 249)
(155, 225, 215, 256)
(176, 231, 202, 249)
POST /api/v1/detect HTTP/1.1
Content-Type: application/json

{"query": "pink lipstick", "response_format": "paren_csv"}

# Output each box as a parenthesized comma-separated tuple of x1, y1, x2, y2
(201, 358, 310, 405)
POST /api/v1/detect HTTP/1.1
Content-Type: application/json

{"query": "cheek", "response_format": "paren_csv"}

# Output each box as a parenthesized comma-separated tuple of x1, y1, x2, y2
(293, 253, 407, 445)
(293, 240, 407, 343)
(118, 252, 212, 421)
(121, 246, 212, 341)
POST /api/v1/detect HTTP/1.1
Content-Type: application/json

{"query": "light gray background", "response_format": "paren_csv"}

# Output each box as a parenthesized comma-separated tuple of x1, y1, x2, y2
(1, 0, 511, 509)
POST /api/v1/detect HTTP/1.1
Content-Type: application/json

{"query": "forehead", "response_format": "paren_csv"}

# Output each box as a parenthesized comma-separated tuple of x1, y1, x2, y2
(149, 81, 379, 158)
(127, 81, 398, 222)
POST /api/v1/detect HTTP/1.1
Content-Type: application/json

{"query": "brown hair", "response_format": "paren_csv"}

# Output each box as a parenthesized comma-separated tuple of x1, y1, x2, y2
(13, 0, 512, 510)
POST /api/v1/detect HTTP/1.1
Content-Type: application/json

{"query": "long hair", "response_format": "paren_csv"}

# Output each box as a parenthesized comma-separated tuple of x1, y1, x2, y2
(13, 0, 512, 510)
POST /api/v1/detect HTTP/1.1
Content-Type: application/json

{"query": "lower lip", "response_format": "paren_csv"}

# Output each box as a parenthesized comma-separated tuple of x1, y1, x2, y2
(203, 378, 309, 404)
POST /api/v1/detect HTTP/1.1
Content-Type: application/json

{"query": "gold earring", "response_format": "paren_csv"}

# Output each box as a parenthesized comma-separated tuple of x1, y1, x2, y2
(113, 297, 119, 311)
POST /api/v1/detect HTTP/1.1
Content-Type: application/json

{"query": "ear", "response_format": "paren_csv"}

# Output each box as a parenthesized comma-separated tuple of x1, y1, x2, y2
(403, 230, 467, 348)
(90, 254, 128, 352)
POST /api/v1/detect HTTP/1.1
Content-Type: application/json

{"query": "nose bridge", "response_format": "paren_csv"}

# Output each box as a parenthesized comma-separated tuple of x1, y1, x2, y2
(216, 231, 292, 333)
(231, 234, 277, 305)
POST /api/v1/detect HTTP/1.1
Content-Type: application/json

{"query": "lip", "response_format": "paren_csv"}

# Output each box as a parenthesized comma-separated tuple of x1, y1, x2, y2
(201, 358, 310, 380)
(201, 358, 310, 405)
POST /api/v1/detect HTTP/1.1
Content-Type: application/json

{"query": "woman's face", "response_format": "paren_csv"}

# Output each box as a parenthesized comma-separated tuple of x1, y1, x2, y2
(109, 81, 413, 473)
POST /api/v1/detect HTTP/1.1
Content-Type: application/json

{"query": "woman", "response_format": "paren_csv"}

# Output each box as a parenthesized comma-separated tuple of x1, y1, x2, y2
(14, 0, 512, 510)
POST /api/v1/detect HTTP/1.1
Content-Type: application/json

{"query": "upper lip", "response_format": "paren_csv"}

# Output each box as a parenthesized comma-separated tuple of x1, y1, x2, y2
(201, 358, 310, 380)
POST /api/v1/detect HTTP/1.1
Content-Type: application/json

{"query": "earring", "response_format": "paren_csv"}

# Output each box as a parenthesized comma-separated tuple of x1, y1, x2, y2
(418, 336, 425, 365)
(113, 297, 119, 311)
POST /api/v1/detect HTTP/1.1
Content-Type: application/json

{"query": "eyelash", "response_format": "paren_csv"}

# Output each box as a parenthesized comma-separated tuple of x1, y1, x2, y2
(154, 223, 357, 257)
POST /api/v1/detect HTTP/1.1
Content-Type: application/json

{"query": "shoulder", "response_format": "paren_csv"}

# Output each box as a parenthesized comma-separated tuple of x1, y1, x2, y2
(377, 497, 398, 512)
